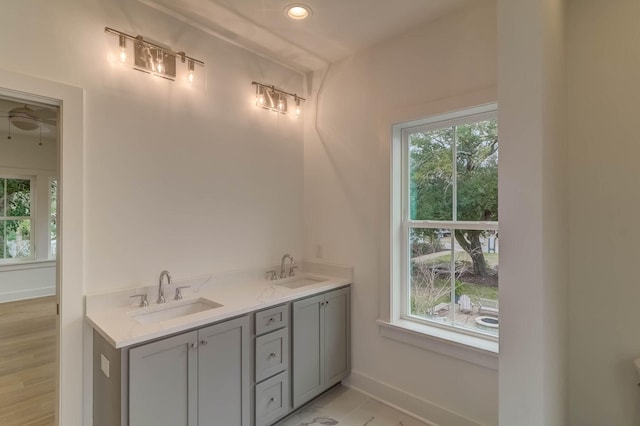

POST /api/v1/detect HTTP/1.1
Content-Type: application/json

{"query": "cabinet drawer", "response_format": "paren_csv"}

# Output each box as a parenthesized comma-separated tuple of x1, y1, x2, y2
(255, 371, 289, 426)
(255, 328, 289, 382)
(255, 304, 289, 336)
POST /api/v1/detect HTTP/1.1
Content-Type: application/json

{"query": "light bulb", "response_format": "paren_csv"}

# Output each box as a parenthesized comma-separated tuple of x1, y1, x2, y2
(187, 59, 195, 83)
(277, 94, 285, 111)
(256, 86, 266, 106)
(285, 5, 312, 20)
(118, 35, 127, 63)
(295, 97, 301, 117)
(156, 50, 164, 74)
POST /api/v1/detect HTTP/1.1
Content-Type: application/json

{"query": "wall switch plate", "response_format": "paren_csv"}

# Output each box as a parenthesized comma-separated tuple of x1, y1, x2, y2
(101, 353, 110, 378)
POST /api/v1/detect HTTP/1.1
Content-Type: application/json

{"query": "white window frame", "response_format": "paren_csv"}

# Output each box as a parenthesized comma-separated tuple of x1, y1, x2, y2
(0, 169, 58, 267)
(0, 174, 35, 263)
(383, 103, 499, 367)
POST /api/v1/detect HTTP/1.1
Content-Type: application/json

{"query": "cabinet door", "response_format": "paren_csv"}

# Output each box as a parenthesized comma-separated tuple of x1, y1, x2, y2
(292, 294, 324, 408)
(198, 315, 250, 426)
(129, 331, 198, 426)
(324, 287, 351, 387)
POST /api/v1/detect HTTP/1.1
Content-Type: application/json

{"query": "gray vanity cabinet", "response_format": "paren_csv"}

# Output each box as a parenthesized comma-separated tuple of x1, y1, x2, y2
(198, 316, 251, 426)
(292, 286, 350, 408)
(129, 331, 198, 426)
(95, 315, 250, 426)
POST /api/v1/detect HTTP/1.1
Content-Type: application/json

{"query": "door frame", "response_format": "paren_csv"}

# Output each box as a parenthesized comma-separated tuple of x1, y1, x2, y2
(0, 68, 84, 426)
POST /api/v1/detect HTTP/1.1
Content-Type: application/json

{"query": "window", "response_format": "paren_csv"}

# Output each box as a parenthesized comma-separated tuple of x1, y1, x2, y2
(0, 177, 34, 261)
(392, 104, 499, 342)
(49, 178, 57, 258)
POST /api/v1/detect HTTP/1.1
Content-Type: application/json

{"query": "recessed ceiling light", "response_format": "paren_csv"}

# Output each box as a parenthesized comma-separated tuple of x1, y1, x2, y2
(285, 4, 312, 21)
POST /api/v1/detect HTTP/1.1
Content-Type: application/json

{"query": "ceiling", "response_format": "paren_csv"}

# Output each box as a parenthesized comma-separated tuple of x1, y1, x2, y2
(139, 0, 473, 73)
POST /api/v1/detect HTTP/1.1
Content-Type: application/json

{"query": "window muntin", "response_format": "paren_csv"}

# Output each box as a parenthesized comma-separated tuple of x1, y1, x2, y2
(400, 108, 498, 339)
(0, 177, 34, 261)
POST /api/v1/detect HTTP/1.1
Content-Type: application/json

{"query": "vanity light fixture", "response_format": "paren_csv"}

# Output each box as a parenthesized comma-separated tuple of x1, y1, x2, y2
(105, 27, 204, 82)
(285, 4, 312, 20)
(252, 81, 305, 116)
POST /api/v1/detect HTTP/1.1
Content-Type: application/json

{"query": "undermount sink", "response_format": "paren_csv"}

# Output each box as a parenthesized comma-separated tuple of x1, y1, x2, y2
(274, 276, 327, 289)
(130, 298, 223, 325)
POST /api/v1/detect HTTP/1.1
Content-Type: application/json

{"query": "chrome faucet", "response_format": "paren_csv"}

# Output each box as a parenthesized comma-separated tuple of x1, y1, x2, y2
(157, 270, 172, 304)
(280, 254, 294, 279)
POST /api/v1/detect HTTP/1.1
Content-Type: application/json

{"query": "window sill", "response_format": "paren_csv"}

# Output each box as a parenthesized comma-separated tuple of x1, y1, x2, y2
(376, 318, 498, 370)
(0, 259, 56, 272)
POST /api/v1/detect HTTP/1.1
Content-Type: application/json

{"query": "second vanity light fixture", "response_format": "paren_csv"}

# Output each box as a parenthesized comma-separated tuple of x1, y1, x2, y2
(105, 27, 204, 82)
(252, 81, 305, 116)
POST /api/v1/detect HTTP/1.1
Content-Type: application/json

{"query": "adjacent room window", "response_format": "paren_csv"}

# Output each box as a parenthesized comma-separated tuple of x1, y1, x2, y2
(0, 177, 34, 261)
(49, 178, 57, 259)
(393, 104, 499, 340)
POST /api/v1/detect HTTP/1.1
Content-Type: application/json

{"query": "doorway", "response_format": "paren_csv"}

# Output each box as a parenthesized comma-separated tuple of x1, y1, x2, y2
(0, 95, 59, 425)
(0, 69, 83, 426)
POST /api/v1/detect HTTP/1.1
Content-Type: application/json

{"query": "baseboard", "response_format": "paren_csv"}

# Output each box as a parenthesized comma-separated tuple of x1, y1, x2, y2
(0, 286, 55, 303)
(344, 370, 484, 426)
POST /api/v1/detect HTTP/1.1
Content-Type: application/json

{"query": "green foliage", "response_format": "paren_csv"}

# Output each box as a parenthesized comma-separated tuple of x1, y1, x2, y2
(409, 119, 498, 275)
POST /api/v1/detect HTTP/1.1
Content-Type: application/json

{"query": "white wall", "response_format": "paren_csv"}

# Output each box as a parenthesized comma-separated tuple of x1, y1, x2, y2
(497, 0, 568, 424)
(567, 1, 640, 424)
(0, 134, 57, 171)
(0, 264, 56, 302)
(0, 0, 305, 293)
(304, 2, 498, 424)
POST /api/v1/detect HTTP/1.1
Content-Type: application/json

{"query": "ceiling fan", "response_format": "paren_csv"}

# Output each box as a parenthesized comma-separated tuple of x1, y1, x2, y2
(3, 105, 57, 131)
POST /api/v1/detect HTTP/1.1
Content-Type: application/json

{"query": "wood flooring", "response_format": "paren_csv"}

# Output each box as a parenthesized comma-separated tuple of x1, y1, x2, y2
(0, 296, 57, 426)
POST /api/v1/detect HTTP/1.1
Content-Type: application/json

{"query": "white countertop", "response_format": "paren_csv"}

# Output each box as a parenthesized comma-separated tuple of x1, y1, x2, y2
(86, 262, 352, 348)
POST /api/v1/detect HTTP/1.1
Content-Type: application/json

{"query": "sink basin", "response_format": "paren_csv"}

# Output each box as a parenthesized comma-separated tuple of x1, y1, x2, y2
(275, 276, 326, 289)
(130, 298, 223, 325)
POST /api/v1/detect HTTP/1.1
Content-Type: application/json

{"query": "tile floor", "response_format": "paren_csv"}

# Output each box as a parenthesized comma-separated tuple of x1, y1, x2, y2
(275, 385, 430, 426)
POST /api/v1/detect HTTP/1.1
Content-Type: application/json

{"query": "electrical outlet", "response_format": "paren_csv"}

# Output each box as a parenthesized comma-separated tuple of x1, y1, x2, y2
(101, 353, 110, 378)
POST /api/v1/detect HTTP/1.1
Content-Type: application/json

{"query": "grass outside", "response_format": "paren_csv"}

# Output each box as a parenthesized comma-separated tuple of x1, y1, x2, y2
(410, 251, 499, 317)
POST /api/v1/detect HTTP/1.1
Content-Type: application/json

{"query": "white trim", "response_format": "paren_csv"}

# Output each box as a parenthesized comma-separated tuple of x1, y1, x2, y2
(407, 221, 499, 231)
(0, 69, 84, 426)
(395, 105, 497, 132)
(377, 319, 498, 370)
(0, 259, 55, 272)
(0, 285, 56, 303)
(344, 369, 484, 426)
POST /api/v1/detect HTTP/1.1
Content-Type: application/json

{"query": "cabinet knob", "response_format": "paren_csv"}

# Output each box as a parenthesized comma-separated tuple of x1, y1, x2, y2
(269, 397, 275, 403)
(268, 317, 275, 323)
(200, 340, 208, 346)
(190, 342, 198, 349)
(268, 352, 276, 358)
